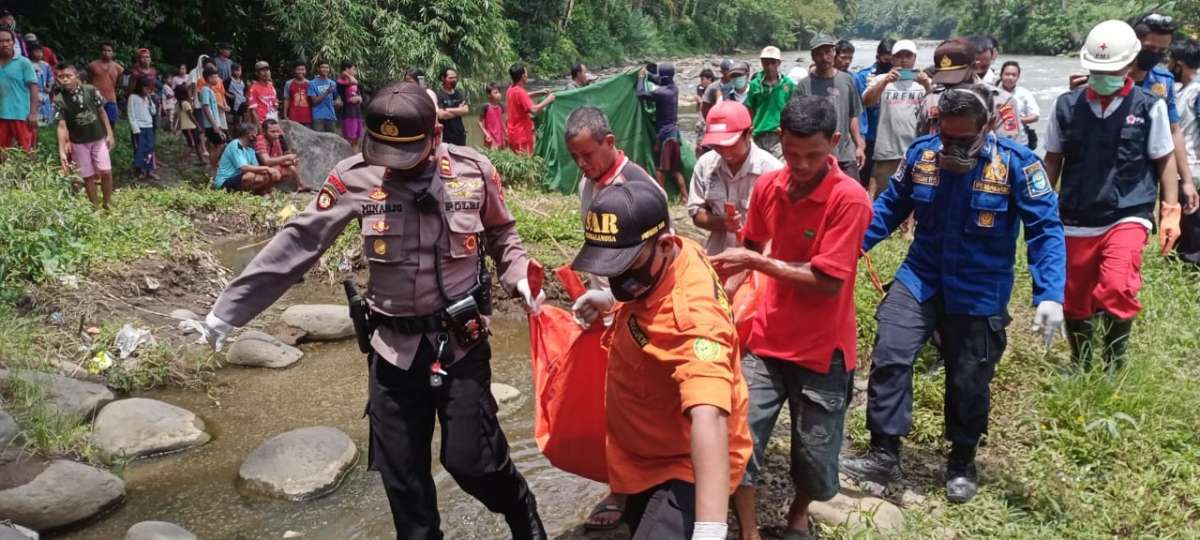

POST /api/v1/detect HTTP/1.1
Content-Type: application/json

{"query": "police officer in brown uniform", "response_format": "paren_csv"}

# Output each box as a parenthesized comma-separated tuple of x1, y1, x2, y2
(200, 82, 547, 539)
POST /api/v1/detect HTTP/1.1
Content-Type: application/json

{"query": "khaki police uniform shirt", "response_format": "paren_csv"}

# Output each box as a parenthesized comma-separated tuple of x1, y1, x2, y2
(212, 143, 529, 369)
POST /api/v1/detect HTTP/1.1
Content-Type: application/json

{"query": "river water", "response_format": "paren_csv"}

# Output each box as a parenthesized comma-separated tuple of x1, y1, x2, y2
(63, 44, 1079, 540)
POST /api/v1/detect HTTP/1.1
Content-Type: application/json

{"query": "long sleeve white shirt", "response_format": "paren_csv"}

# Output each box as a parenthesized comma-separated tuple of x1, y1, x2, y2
(128, 94, 157, 134)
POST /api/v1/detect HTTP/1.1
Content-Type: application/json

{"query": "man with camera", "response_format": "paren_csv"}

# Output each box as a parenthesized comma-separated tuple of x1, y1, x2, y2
(199, 81, 547, 540)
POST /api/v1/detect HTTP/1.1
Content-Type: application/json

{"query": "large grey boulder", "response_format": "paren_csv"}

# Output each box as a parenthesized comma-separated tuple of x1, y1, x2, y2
(124, 521, 196, 540)
(92, 398, 210, 463)
(279, 304, 354, 343)
(238, 426, 358, 501)
(809, 493, 904, 534)
(0, 409, 19, 447)
(226, 331, 303, 368)
(280, 120, 354, 191)
(0, 457, 125, 532)
(0, 369, 114, 422)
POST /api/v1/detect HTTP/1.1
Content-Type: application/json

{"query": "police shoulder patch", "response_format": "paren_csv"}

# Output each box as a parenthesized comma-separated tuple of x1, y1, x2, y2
(1024, 161, 1052, 199)
(316, 186, 337, 210)
(693, 338, 723, 362)
(326, 172, 348, 194)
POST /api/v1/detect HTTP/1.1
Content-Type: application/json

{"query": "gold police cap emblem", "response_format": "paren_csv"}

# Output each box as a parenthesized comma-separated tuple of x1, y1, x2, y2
(940, 56, 953, 68)
(380, 120, 400, 138)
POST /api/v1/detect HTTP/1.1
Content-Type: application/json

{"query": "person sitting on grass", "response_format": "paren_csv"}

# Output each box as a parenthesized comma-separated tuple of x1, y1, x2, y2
(53, 63, 115, 210)
(254, 118, 298, 188)
(213, 122, 286, 195)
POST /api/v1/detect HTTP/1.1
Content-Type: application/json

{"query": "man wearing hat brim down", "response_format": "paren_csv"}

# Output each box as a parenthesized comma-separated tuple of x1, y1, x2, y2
(842, 83, 1066, 504)
(198, 82, 549, 539)
(1042, 20, 1181, 372)
(744, 46, 795, 159)
(572, 179, 751, 539)
(687, 100, 781, 257)
(916, 38, 1022, 143)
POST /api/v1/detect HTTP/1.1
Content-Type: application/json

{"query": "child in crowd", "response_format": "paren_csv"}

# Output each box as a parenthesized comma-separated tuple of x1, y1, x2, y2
(29, 44, 53, 127)
(198, 68, 227, 174)
(228, 63, 248, 124)
(337, 61, 363, 148)
(283, 61, 311, 127)
(161, 74, 177, 134)
(53, 63, 115, 210)
(128, 76, 159, 180)
(478, 81, 506, 150)
(175, 84, 207, 165)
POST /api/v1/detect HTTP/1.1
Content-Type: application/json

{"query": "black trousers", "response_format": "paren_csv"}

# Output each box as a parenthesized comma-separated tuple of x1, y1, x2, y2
(624, 479, 696, 540)
(367, 338, 536, 539)
(866, 282, 1009, 446)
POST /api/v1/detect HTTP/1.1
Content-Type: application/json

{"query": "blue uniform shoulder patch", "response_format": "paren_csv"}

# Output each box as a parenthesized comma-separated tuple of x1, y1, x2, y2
(1024, 161, 1052, 198)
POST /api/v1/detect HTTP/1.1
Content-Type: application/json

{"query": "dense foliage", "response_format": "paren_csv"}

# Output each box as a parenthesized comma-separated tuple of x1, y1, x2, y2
(10, 0, 841, 91)
(840, 0, 1197, 55)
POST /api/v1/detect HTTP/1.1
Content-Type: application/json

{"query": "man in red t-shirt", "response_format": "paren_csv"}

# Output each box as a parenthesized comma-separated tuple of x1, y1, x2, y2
(247, 61, 278, 123)
(711, 95, 872, 540)
(282, 62, 311, 126)
(505, 63, 555, 155)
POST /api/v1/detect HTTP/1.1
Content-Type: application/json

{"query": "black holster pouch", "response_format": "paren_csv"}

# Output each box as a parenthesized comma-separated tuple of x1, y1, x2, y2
(444, 292, 487, 349)
(343, 280, 373, 353)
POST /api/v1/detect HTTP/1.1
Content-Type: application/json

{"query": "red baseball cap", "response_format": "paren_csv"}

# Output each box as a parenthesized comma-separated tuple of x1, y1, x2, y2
(702, 101, 752, 147)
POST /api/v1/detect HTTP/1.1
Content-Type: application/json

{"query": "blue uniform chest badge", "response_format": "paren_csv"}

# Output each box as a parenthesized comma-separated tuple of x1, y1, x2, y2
(1024, 162, 1052, 198)
(973, 153, 1011, 194)
(913, 150, 939, 186)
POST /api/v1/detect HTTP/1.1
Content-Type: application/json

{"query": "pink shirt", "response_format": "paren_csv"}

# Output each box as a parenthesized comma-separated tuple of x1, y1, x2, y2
(482, 103, 505, 149)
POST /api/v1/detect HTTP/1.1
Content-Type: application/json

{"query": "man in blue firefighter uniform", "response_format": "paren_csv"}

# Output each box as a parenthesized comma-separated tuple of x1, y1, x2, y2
(841, 85, 1066, 504)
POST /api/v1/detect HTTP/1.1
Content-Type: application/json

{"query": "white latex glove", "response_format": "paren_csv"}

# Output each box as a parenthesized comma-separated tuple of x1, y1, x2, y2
(516, 278, 545, 316)
(202, 311, 235, 351)
(692, 522, 728, 540)
(1031, 300, 1064, 347)
(571, 289, 616, 328)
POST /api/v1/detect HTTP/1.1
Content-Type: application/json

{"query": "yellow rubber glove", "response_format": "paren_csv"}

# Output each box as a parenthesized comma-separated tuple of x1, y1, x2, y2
(1159, 202, 1182, 256)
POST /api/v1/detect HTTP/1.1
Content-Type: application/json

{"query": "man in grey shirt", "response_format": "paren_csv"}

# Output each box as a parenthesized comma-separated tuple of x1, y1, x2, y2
(794, 34, 866, 181)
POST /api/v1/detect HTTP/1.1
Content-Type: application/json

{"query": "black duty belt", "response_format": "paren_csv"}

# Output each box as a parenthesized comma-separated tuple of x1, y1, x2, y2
(372, 311, 450, 334)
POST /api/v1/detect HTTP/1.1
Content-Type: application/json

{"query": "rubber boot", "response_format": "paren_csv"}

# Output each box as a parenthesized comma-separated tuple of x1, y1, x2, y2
(505, 491, 547, 540)
(1065, 317, 1096, 370)
(1100, 314, 1133, 374)
(945, 443, 978, 504)
(840, 433, 902, 485)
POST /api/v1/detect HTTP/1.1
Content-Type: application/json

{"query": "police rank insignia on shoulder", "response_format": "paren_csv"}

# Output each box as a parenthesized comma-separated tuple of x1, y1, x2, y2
(369, 187, 388, 201)
(693, 338, 723, 362)
(326, 172, 348, 194)
(316, 186, 337, 210)
(439, 156, 454, 178)
(1024, 162, 1052, 198)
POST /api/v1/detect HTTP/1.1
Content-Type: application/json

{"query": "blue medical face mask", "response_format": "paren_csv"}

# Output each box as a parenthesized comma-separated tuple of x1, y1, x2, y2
(733, 76, 748, 90)
(1088, 73, 1126, 96)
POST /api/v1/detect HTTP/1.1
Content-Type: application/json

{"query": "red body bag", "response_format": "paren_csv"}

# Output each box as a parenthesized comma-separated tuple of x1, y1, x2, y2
(527, 264, 609, 482)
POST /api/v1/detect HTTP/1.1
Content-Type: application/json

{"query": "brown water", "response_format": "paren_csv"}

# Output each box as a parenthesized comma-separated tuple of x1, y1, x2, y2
(59, 240, 610, 539)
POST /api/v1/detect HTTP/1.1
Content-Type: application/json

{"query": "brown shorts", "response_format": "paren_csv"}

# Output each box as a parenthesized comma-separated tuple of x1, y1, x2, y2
(657, 137, 681, 172)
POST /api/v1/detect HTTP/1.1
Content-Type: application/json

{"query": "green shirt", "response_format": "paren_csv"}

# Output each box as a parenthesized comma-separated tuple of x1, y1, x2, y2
(53, 84, 108, 144)
(744, 71, 795, 136)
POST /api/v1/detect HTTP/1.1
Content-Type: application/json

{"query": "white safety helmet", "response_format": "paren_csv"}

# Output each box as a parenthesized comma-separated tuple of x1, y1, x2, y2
(1080, 20, 1141, 72)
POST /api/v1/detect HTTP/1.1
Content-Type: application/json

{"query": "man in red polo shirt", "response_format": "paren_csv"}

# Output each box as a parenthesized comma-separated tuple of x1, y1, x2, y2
(712, 95, 872, 540)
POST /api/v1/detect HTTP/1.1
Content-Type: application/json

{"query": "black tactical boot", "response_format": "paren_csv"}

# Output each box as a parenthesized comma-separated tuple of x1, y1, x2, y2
(1065, 317, 1096, 369)
(1100, 314, 1133, 373)
(840, 434, 902, 484)
(506, 492, 547, 540)
(945, 443, 978, 504)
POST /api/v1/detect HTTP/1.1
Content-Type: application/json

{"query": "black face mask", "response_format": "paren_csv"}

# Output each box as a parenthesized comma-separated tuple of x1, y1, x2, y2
(877, 62, 893, 74)
(1137, 50, 1166, 71)
(610, 243, 667, 302)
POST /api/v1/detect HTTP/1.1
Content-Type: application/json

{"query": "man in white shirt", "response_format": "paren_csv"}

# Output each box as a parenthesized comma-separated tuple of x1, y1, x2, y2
(1170, 37, 1200, 262)
(998, 61, 1041, 149)
(688, 100, 781, 256)
(862, 39, 930, 198)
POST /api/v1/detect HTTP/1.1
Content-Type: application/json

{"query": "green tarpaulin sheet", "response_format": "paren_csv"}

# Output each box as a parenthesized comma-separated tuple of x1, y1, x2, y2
(534, 70, 697, 195)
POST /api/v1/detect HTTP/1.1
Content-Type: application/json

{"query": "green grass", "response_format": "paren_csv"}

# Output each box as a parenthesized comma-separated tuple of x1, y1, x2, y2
(840, 236, 1200, 539)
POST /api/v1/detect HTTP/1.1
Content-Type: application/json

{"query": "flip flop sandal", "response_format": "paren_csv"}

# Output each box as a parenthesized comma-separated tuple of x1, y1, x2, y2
(583, 503, 625, 531)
